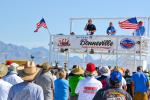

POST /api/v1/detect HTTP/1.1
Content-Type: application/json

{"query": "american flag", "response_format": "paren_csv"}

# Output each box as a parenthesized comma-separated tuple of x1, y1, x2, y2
(119, 17, 139, 29)
(34, 18, 47, 32)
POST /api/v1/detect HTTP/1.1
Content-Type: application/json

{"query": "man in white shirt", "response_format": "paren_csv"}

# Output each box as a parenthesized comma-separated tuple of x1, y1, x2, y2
(75, 63, 102, 100)
(0, 64, 12, 100)
(3, 63, 23, 85)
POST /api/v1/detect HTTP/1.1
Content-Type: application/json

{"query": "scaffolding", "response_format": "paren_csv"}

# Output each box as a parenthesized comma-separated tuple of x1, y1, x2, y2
(50, 17, 150, 71)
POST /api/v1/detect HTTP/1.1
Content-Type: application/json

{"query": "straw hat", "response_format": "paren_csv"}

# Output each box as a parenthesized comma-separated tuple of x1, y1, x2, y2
(71, 66, 84, 75)
(41, 62, 51, 72)
(18, 61, 41, 81)
(0, 64, 8, 78)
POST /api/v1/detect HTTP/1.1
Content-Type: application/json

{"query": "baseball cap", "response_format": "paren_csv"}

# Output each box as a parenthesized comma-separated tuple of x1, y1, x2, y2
(86, 63, 96, 73)
(6, 60, 13, 65)
(110, 71, 122, 83)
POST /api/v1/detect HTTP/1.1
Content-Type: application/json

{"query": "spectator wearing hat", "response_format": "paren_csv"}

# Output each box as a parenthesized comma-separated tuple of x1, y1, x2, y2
(0, 64, 12, 100)
(97, 66, 110, 88)
(113, 67, 127, 91)
(54, 69, 69, 100)
(3, 63, 23, 85)
(69, 66, 84, 100)
(68, 65, 78, 77)
(35, 62, 54, 100)
(93, 71, 132, 100)
(75, 63, 102, 100)
(8, 61, 44, 100)
(131, 66, 149, 100)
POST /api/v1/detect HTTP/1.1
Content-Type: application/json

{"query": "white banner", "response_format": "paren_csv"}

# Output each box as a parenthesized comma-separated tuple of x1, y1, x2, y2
(53, 35, 148, 54)
(53, 35, 116, 51)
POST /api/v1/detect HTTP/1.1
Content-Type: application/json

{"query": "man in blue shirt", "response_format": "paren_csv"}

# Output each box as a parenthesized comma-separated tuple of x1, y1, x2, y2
(132, 66, 149, 100)
(134, 21, 145, 36)
(54, 69, 69, 100)
(106, 22, 116, 36)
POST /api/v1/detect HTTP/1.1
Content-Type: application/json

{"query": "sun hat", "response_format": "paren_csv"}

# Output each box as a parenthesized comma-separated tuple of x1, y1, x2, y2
(0, 64, 8, 78)
(18, 61, 41, 81)
(110, 71, 122, 83)
(86, 63, 96, 75)
(99, 66, 110, 76)
(41, 62, 51, 72)
(71, 66, 84, 75)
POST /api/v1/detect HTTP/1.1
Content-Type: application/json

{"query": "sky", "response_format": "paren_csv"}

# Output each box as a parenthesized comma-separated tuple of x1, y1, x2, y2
(0, 0, 150, 49)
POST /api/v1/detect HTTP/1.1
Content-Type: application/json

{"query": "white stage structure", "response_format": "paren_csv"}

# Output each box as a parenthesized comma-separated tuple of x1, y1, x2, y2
(49, 17, 150, 71)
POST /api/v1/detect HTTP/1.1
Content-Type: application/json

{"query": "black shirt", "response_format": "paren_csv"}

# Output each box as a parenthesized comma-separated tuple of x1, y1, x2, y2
(124, 75, 133, 97)
(85, 24, 96, 32)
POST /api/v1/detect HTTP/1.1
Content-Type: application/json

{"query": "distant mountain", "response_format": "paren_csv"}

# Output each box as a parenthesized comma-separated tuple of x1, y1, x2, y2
(0, 41, 85, 68)
(0, 41, 48, 64)
(0, 41, 112, 68)
(0, 41, 149, 70)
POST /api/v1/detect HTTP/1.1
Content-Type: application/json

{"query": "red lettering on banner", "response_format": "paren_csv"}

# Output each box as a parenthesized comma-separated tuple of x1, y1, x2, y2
(58, 38, 70, 46)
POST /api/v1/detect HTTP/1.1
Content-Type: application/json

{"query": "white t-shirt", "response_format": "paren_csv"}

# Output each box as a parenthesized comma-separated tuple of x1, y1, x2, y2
(0, 79, 12, 100)
(75, 76, 102, 100)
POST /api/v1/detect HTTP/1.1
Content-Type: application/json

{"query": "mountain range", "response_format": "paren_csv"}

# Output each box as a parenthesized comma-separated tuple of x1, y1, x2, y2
(0, 41, 149, 70)
(0, 41, 48, 64)
(0, 41, 115, 68)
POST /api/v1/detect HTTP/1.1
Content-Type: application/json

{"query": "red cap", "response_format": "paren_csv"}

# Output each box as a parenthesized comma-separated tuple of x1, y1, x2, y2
(86, 63, 96, 72)
(6, 60, 13, 65)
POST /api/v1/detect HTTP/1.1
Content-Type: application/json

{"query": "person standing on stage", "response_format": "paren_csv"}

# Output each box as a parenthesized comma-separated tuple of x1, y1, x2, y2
(106, 22, 116, 35)
(84, 19, 96, 35)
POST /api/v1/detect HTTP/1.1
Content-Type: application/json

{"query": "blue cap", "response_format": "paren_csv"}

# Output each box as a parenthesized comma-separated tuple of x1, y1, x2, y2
(110, 71, 122, 83)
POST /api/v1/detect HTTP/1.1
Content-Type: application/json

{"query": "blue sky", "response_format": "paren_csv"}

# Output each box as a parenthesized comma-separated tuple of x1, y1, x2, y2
(0, 0, 150, 48)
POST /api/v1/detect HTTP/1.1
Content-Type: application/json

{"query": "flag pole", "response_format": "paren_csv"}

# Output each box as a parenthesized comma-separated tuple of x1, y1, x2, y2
(34, 18, 52, 64)
(46, 28, 52, 64)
